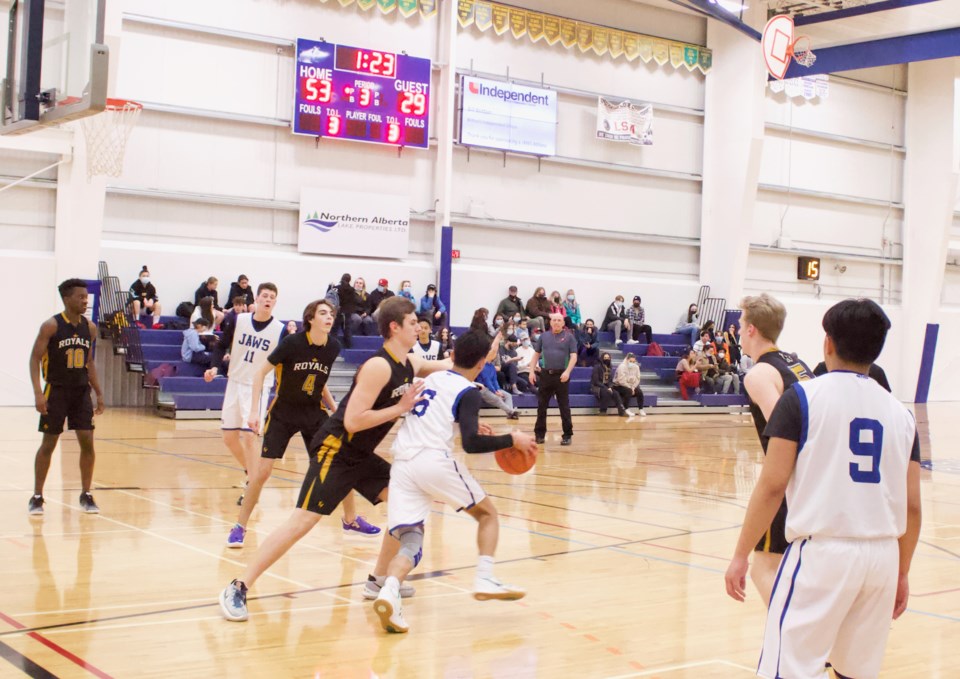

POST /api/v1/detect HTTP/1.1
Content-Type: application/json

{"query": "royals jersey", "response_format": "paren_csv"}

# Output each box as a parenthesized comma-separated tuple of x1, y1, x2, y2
(749, 349, 813, 452)
(228, 313, 284, 386)
(44, 314, 93, 387)
(267, 332, 340, 409)
(764, 372, 920, 542)
(392, 370, 475, 462)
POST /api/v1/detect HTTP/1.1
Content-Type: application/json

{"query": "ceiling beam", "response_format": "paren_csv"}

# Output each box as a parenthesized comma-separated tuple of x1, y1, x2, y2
(677, 0, 763, 40)
(793, 0, 944, 27)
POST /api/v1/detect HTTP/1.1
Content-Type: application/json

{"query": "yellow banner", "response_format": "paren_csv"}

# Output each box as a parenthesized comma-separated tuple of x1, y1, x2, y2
(623, 33, 639, 61)
(653, 40, 669, 65)
(592, 25, 609, 56)
(357, 0, 375, 9)
(419, 0, 437, 17)
(527, 11, 544, 42)
(543, 14, 561, 44)
(474, 1, 492, 30)
(560, 18, 577, 48)
(377, 0, 396, 11)
(608, 30, 623, 59)
(397, 0, 418, 16)
(669, 42, 684, 68)
(509, 7, 526, 38)
(492, 4, 509, 35)
(638, 37, 653, 63)
(576, 22, 593, 53)
(457, 0, 475, 27)
(339, 0, 355, 6)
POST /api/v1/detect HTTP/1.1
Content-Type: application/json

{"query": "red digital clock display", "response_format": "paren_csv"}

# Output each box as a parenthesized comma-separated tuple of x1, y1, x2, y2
(335, 46, 398, 78)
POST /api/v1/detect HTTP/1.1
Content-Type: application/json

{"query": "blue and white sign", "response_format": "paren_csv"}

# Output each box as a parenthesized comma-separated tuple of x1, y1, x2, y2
(298, 187, 410, 258)
(459, 76, 558, 156)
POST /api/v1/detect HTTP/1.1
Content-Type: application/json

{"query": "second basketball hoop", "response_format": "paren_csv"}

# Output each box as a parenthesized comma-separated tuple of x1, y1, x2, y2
(762, 15, 816, 80)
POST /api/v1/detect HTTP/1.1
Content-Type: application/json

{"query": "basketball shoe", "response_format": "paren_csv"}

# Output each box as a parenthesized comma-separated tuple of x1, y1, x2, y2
(473, 576, 525, 601)
(373, 581, 409, 633)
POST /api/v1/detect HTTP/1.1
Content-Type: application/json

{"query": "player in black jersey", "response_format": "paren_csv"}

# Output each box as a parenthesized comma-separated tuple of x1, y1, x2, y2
(28, 279, 105, 516)
(225, 299, 380, 547)
(739, 294, 812, 605)
(220, 296, 455, 622)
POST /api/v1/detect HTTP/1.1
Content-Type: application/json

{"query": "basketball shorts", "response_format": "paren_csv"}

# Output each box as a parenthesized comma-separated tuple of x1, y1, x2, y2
(388, 450, 486, 534)
(220, 380, 271, 431)
(758, 536, 898, 679)
(261, 407, 327, 460)
(755, 499, 789, 554)
(39, 385, 93, 435)
(296, 442, 391, 516)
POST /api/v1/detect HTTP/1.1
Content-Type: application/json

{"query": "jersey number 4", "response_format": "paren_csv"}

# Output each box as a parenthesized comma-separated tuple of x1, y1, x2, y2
(849, 418, 883, 484)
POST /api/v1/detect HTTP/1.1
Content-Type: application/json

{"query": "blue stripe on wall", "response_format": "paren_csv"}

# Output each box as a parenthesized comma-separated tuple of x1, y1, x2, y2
(914, 323, 939, 404)
(439, 225, 453, 321)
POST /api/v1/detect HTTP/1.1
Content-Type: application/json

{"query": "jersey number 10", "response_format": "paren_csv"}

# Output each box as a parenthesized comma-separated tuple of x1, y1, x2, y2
(849, 418, 883, 484)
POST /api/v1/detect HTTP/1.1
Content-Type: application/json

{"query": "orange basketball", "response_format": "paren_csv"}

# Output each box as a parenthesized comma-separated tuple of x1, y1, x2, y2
(495, 446, 536, 475)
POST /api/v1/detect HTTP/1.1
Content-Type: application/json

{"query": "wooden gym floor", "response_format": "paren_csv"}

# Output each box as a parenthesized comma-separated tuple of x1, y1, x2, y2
(0, 405, 957, 678)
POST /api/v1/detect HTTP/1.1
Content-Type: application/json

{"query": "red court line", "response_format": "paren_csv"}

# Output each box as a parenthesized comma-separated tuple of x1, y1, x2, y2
(913, 586, 960, 597)
(0, 610, 113, 679)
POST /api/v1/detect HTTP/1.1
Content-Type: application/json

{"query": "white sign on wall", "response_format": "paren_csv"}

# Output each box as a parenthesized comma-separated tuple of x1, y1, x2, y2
(596, 97, 653, 146)
(298, 188, 410, 258)
(459, 76, 558, 156)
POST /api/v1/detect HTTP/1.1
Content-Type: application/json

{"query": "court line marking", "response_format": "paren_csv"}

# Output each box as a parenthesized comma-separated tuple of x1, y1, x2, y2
(603, 658, 756, 677)
(0, 609, 113, 679)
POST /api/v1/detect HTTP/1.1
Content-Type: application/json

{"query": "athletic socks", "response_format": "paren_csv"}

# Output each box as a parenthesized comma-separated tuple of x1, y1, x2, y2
(477, 555, 495, 580)
(384, 576, 401, 594)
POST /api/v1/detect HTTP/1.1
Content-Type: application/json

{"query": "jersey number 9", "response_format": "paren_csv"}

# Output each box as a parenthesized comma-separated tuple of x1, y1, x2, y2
(849, 418, 883, 484)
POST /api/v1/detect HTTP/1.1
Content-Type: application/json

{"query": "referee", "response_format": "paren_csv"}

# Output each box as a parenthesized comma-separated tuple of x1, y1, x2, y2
(529, 313, 577, 446)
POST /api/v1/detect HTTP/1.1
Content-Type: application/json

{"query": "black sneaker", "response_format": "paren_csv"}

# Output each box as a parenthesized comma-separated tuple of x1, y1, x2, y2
(79, 492, 99, 514)
(561, 436, 572, 446)
(507, 411, 520, 420)
(535, 437, 545, 444)
(28, 495, 44, 516)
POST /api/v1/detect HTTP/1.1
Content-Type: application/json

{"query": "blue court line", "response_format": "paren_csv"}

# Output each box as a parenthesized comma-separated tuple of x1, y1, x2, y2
(905, 608, 960, 623)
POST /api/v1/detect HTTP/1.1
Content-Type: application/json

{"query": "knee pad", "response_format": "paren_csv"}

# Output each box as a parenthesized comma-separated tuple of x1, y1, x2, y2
(394, 524, 424, 568)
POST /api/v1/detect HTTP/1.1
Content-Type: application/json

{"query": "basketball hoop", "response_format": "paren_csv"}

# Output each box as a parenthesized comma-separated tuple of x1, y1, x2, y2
(790, 35, 817, 68)
(80, 98, 142, 180)
(762, 15, 817, 80)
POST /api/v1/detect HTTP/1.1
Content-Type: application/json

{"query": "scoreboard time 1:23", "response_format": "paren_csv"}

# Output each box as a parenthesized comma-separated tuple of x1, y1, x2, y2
(294, 39, 431, 148)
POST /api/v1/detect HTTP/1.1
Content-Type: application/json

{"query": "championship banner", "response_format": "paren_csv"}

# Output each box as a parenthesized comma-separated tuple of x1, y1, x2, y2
(475, 1, 493, 30)
(357, 0, 375, 10)
(398, 0, 418, 17)
(492, 4, 509, 34)
(638, 36, 653, 63)
(339, 0, 355, 7)
(608, 30, 623, 59)
(509, 8, 526, 38)
(596, 97, 653, 146)
(559, 19, 577, 48)
(377, 0, 396, 12)
(299, 188, 410, 258)
(576, 23, 593, 53)
(653, 40, 669, 65)
(592, 26, 609, 56)
(623, 33, 639, 61)
(669, 43, 684, 69)
(457, 0, 475, 26)
(419, 0, 437, 17)
(527, 11, 544, 42)
(543, 15, 561, 44)
(769, 73, 830, 100)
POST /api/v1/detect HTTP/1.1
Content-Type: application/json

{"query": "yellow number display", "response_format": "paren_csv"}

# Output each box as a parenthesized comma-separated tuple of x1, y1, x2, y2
(66, 348, 85, 369)
(302, 374, 316, 396)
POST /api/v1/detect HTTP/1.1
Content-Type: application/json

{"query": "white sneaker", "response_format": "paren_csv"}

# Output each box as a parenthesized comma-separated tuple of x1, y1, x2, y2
(626, 339, 639, 344)
(373, 587, 409, 633)
(473, 575, 526, 601)
(362, 575, 416, 600)
(624, 409, 636, 418)
(638, 409, 647, 417)
(615, 339, 623, 346)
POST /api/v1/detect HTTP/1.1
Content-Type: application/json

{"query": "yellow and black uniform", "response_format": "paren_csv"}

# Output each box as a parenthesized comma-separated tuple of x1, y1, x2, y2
(296, 346, 413, 515)
(261, 332, 340, 460)
(747, 349, 813, 554)
(40, 314, 94, 435)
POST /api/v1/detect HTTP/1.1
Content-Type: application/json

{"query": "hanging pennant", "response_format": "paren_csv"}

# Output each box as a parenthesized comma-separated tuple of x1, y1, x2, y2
(419, 0, 437, 17)
(357, 0, 375, 9)
(592, 26, 609, 56)
(397, 0, 418, 16)
(457, 0, 475, 27)
(339, 0, 356, 6)
(608, 30, 623, 59)
(683, 46, 698, 71)
(669, 43, 684, 68)
(560, 18, 577, 48)
(623, 33, 639, 61)
(543, 14, 561, 44)
(377, 0, 396, 11)
(492, 4, 509, 35)
(652, 40, 669, 65)
(474, 1, 492, 30)
(698, 49, 713, 73)
(527, 11, 545, 42)
(576, 22, 593, 53)
(509, 7, 526, 38)
(637, 36, 653, 63)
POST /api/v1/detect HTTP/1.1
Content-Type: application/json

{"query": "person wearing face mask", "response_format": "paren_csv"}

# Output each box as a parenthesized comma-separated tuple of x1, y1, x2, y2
(514, 335, 537, 393)
(418, 283, 447, 330)
(602, 296, 630, 346)
(524, 287, 551, 331)
(591, 353, 634, 418)
(397, 280, 415, 303)
(367, 278, 395, 330)
(577, 319, 600, 367)
(563, 290, 581, 328)
(613, 353, 647, 416)
(627, 296, 653, 344)
(492, 313, 506, 332)
(127, 266, 164, 329)
(676, 303, 701, 348)
(498, 333, 525, 396)
(549, 291, 568, 325)
(496, 285, 524, 321)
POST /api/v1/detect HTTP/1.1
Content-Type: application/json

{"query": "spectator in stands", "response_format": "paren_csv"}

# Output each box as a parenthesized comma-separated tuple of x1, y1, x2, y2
(592, 353, 633, 417)
(351, 277, 376, 336)
(676, 303, 701, 347)
(228, 275, 255, 310)
(475, 339, 520, 420)
(411, 320, 441, 360)
(221, 296, 246, 340)
(698, 345, 720, 394)
(191, 296, 221, 329)
(577, 318, 600, 367)
(367, 278, 394, 325)
(613, 352, 647, 416)
(549, 291, 568, 323)
(285, 320, 299, 335)
(498, 334, 525, 395)
(492, 312, 506, 332)
(181, 318, 214, 367)
(515, 335, 536, 393)
(128, 266, 164, 329)
(418, 283, 447, 329)
(469, 308, 492, 337)
(813, 360, 891, 392)
(563, 289, 582, 328)
(723, 323, 741, 366)
(515, 318, 530, 342)
(397, 280, 415, 303)
(627, 296, 653, 344)
(675, 348, 702, 400)
(693, 330, 715, 354)
(739, 353, 755, 377)
(194, 277, 222, 311)
(525, 287, 551, 331)
(496, 285, 524, 320)
(716, 347, 740, 394)
(602, 295, 630, 346)
(336, 273, 359, 348)
(701, 319, 718, 343)
(437, 326, 454, 359)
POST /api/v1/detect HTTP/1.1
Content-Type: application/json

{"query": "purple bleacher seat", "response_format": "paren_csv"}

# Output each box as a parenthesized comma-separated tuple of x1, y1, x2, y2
(698, 393, 750, 407)
(158, 376, 226, 394)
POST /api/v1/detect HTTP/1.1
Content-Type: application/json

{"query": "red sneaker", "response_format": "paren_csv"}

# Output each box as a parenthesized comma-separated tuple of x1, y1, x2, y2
(136, 322, 147, 329)
(151, 323, 165, 329)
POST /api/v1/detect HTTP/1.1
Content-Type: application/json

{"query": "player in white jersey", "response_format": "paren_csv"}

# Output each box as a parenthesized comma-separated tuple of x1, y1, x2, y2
(205, 282, 285, 496)
(373, 330, 538, 634)
(410, 319, 440, 360)
(725, 299, 922, 679)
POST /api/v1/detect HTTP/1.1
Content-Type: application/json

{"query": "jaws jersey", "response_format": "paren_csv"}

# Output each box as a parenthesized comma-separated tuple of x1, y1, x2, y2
(228, 313, 284, 386)
(392, 370, 476, 462)
(765, 372, 920, 542)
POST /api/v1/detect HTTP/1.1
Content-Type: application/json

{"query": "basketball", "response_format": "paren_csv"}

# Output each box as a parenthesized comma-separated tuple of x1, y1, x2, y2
(495, 446, 536, 475)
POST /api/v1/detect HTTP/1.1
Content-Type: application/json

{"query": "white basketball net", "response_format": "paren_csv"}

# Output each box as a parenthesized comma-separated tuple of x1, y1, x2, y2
(791, 37, 817, 68)
(81, 101, 142, 180)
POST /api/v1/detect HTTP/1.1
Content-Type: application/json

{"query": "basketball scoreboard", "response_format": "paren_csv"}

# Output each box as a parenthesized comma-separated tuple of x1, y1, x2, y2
(293, 39, 431, 149)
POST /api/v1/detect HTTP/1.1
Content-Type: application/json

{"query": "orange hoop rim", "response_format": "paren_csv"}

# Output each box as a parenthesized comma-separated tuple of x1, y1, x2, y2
(104, 98, 143, 111)
(789, 35, 813, 57)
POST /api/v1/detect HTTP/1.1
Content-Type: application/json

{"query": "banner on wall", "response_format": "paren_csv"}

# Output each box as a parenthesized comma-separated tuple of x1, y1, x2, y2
(768, 74, 830, 100)
(596, 97, 653, 146)
(459, 76, 558, 156)
(298, 188, 410, 258)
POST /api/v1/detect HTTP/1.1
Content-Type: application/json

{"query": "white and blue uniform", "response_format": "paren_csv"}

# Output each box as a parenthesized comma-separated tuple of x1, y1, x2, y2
(221, 313, 284, 431)
(388, 370, 487, 531)
(758, 371, 920, 679)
